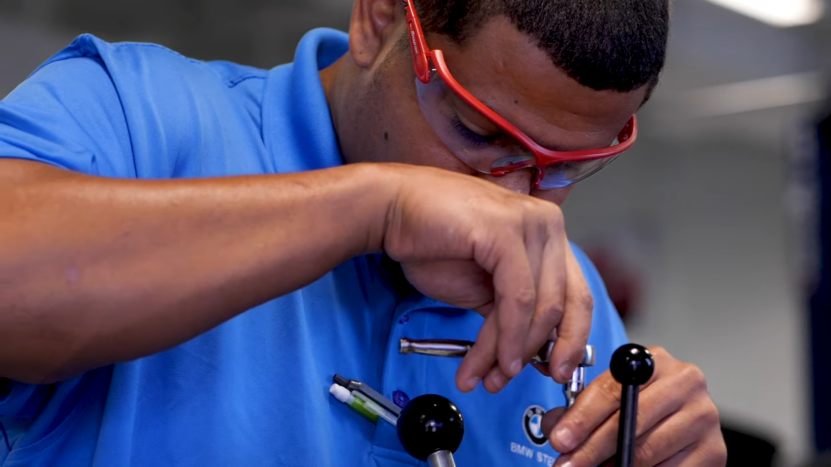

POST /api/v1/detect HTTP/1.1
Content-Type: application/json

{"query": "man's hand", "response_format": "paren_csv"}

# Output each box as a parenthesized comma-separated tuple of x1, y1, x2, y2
(541, 347, 726, 467)
(0, 160, 588, 387)
(382, 165, 594, 393)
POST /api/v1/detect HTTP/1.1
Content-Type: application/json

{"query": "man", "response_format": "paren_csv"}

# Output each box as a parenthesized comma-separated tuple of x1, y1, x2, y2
(0, 0, 726, 465)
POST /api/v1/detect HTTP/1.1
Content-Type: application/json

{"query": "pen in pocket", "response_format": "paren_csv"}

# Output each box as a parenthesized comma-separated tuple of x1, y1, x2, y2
(329, 384, 398, 426)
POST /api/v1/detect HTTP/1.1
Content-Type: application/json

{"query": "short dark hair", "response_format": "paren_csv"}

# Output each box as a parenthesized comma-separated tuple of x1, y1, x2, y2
(413, 0, 670, 94)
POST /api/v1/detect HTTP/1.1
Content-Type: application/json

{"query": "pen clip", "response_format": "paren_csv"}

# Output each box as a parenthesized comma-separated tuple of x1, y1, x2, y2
(332, 374, 403, 417)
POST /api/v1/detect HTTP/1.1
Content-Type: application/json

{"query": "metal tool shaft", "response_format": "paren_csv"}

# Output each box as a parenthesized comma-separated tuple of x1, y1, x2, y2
(399, 338, 595, 407)
(400, 338, 555, 365)
(399, 339, 473, 358)
(427, 450, 457, 467)
(564, 366, 586, 408)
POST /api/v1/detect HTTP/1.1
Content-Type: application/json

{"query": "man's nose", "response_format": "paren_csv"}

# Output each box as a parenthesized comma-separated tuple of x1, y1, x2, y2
(478, 168, 535, 194)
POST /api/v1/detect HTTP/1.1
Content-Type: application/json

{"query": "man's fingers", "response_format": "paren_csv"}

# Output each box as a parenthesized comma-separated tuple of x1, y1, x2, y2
(456, 313, 499, 392)
(483, 365, 512, 394)
(654, 447, 697, 467)
(526, 224, 567, 379)
(630, 399, 721, 466)
(487, 240, 537, 379)
(552, 410, 699, 467)
(547, 371, 623, 453)
(541, 406, 567, 439)
(655, 432, 727, 467)
(548, 243, 593, 383)
(550, 351, 718, 467)
(549, 363, 663, 454)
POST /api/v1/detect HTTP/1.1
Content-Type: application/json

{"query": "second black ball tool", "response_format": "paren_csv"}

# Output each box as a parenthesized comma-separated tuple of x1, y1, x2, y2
(397, 394, 465, 467)
(610, 344, 655, 467)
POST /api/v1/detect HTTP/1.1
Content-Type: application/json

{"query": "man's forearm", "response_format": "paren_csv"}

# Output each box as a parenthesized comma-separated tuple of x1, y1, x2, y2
(0, 160, 394, 384)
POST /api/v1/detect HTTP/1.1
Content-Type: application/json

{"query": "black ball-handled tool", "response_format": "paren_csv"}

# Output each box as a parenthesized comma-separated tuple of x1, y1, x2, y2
(397, 394, 465, 467)
(610, 344, 654, 467)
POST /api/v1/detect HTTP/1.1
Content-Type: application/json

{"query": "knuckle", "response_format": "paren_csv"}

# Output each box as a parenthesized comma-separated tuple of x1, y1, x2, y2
(541, 301, 565, 321)
(513, 287, 537, 312)
(698, 400, 722, 428)
(564, 414, 591, 438)
(650, 346, 668, 358)
(634, 439, 656, 464)
(524, 199, 562, 226)
(544, 200, 564, 217)
(686, 398, 722, 437)
(546, 206, 564, 230)
(599, 377, 623, 406)
(680, 363, 708, 389)
(577, 290, 594, 311)
(517, 196, 541, 214)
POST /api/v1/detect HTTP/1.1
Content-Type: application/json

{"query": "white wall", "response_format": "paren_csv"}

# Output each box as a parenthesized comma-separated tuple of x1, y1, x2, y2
(0, 17, 75, 98)
(564, 115, 813, 465)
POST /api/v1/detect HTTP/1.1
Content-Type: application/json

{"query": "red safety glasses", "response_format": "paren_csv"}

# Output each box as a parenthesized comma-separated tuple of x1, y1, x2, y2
(402, 0, 638, 189)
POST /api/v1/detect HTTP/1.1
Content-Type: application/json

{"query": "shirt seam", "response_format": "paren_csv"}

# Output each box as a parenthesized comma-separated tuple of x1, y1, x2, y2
(110, 43, 266, 89)
(227, 75, 266, 88)
(111, 42, 203, 65)
(4, 380, 99, 461)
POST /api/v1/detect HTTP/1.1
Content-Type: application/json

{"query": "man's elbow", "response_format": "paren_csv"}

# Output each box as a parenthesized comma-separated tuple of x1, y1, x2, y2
(0, 315, 88, 385)
(0, 360, 74, 385)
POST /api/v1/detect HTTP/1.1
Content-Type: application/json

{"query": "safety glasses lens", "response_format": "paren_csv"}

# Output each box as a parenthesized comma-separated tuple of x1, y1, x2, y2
(416, 70, 623, 190)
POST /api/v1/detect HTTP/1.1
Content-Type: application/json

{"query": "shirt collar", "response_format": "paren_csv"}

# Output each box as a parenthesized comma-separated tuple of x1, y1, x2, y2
(262, 28, 349, 173)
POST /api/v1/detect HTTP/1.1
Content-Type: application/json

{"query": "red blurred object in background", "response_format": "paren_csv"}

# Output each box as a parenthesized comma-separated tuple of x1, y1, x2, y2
(583, 246, 644, 323)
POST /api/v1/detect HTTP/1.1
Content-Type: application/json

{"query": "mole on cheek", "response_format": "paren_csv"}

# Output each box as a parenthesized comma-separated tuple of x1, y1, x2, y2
(384, 132, 389, 141)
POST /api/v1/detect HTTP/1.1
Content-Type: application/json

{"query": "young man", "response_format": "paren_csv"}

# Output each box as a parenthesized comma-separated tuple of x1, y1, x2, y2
(0, 0, 726, 465)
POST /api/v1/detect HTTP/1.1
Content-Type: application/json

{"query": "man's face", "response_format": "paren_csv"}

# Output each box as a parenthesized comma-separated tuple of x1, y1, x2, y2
(337, 14, 648, 205)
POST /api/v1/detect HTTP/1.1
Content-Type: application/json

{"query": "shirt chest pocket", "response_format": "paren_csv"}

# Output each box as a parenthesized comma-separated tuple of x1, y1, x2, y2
(437, 373, 566, 467)
(386, 306, 567, 466)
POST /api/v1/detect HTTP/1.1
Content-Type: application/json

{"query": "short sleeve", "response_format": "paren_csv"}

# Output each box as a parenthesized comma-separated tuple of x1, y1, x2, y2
(0, 54, 135, 177)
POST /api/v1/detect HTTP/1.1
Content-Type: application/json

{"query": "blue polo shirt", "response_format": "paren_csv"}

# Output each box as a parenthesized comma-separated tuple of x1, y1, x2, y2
(0, 29, 628, 467)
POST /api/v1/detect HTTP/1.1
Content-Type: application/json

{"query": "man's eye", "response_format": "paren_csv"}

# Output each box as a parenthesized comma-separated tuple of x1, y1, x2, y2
(450, 115, 499, 147)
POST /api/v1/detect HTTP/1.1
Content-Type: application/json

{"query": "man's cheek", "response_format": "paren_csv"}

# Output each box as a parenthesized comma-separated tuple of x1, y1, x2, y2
(532, 186, 573, 205)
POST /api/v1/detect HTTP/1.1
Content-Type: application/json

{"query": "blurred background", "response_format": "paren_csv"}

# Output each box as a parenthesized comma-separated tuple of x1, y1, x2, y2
(1, 0, 829, 465)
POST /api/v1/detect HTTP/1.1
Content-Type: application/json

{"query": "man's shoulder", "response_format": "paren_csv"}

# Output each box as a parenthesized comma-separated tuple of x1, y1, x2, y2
(1, 34, 275, 178)
(35, 34, 268, 90)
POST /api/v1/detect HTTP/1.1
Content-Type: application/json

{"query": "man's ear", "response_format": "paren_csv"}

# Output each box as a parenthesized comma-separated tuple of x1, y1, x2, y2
(349, 0, 400, 68)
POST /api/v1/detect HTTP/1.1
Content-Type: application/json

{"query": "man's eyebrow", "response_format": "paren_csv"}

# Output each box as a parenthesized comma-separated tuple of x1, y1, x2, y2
(474, 96, 572, 150)
(455, 89, 615, 151)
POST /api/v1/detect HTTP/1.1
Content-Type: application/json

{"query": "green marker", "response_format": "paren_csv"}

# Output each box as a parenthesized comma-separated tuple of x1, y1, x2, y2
(330, 384, 380, 424)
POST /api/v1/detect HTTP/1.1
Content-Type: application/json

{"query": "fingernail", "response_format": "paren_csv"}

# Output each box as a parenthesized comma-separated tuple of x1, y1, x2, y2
(466, 376, 480, 390)
(555, 427, 576, 451)
(559, 363, 573, 381)
(509, 359, 523, 377)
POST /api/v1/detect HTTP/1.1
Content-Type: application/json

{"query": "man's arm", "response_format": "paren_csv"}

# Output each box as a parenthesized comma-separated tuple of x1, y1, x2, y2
(0, 159, 392, 384)
(0, 47, 593, 392)
(0, 157, 598, 393)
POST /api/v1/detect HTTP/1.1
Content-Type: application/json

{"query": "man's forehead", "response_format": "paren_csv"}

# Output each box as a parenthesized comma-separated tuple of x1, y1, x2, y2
(433, 16, 645, 148)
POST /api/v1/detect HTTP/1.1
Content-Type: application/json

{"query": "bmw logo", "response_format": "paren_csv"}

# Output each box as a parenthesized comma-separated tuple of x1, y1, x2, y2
(523, 405, 548, 446)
